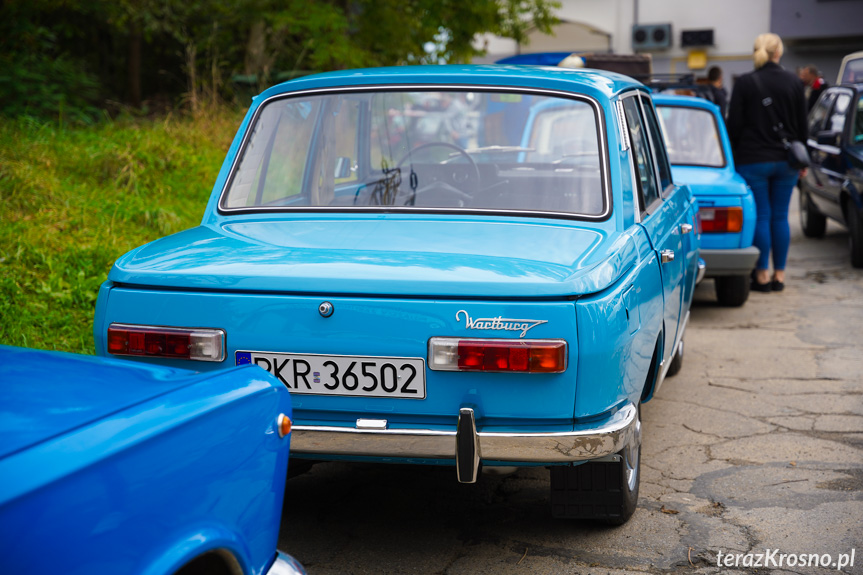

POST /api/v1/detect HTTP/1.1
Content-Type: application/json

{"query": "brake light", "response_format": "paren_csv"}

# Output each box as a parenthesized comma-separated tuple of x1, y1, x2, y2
(699, 207, 743, 233)
(428, 337, 567, 373)
(107, 323, 225, 362)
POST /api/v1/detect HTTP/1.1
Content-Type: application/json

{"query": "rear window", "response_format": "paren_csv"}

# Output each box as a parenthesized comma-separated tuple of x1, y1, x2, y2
(656, 105, 726, 168)
(221, 89, 608, 217)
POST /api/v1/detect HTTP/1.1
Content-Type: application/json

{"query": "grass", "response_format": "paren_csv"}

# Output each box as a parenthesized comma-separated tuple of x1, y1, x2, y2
(0, 108, 245, 354)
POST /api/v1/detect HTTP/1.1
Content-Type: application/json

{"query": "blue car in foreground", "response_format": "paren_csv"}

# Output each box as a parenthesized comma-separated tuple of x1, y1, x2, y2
(94, 65, 700, 524)
(653, 94, 757, 306)
(0, 346, 304, 575)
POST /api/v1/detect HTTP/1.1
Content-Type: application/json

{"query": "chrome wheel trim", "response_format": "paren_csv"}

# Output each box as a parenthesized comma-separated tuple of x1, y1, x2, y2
(623, 409, 642, 492)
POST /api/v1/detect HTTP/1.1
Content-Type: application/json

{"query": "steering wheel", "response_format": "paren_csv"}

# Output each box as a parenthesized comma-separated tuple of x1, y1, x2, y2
(394, 142, 481, 206)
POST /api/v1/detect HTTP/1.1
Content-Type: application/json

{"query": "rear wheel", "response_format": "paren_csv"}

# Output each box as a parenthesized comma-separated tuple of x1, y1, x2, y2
(550, 406, 641, 525)
(800, 188, 827, 238)
(848, 207, 863, 268)
(714, 275, 750, 307)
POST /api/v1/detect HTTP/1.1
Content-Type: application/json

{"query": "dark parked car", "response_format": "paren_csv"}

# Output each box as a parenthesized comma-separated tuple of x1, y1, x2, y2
(0, 345, 305, 575)
(798, 84, 863, 267)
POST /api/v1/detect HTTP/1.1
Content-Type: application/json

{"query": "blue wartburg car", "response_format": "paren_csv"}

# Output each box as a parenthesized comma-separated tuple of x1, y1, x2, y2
(653, 94, 758, 306)
(94, 65, 700, 524)
(0, 345, 305, 575)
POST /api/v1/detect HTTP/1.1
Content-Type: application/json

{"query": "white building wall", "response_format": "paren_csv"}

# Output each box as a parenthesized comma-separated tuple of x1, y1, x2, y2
(477, 0, 773, 83)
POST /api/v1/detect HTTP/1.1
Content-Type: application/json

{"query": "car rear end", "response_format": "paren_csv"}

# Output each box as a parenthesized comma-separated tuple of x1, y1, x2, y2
(654, 95, 758, 305)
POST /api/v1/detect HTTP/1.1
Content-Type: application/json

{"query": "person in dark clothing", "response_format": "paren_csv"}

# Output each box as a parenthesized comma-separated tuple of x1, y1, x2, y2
(727, 33, 808, 293)
(799, 65, 829, 110)
(707, 66, 728, 118)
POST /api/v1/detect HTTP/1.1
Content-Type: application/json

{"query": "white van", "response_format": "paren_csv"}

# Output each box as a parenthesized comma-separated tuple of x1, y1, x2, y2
(837, 51, 863, 84)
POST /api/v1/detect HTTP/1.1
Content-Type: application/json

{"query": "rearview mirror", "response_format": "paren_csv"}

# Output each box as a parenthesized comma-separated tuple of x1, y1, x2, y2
(334, 157, 353, 179)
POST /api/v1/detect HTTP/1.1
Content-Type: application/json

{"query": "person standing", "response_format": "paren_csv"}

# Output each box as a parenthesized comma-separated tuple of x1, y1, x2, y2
(707, 66, 729, 118)
(798, 65, 829, 110)
(727, 33, 808, 293)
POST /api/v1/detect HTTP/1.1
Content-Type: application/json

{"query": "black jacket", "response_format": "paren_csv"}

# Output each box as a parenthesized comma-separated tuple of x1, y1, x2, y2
(727, 62, 808, 165)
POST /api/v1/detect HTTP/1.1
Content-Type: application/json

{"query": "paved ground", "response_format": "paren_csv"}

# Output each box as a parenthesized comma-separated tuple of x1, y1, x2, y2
(279, 191, 863, 574)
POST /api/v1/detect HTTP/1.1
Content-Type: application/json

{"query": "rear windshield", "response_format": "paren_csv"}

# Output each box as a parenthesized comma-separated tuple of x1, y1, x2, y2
(221, 89, 607, 217)
(656, 105, 726, 168)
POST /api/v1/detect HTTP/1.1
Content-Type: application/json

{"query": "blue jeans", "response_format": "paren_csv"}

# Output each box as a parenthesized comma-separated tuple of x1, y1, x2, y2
(736, 161, 799, 271)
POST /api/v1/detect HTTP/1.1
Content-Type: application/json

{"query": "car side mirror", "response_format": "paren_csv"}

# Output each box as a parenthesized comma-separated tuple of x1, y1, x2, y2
(334, 157, 353, 179)
(815, 130, 840, 146)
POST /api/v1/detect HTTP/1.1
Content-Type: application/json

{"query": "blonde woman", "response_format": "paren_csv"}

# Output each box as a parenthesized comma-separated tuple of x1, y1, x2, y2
(727, 33, 808, 292)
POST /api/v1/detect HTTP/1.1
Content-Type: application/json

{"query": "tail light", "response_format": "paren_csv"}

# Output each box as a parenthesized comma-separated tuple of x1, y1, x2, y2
(428, 337, 567, 373)
(107, 323, 225, 362)
(699, 207, 743, 233)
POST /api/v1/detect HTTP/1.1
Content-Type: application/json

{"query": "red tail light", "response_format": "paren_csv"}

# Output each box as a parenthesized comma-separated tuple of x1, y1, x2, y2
(428, 338, 567, 373)
(107, 324, 225, 362)
(699, 207, 743, 233)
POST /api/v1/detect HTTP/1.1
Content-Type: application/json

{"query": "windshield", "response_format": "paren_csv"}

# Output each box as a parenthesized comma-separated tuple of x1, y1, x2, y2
(221, 89, 607, 216)
(656, 105, 725, 168)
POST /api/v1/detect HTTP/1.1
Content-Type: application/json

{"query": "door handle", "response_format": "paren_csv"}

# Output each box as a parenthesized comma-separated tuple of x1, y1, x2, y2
(680, 223, 693, 234)
(660, 249, 675, 263)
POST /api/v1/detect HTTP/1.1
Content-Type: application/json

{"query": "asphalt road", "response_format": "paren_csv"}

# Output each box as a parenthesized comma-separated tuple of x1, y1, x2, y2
(278, 189, 863, 575)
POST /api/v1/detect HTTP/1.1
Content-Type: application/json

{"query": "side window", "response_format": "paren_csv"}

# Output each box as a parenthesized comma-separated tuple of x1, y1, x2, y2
(808, 92, 835, 136)
(622, 96, 660, 211)
(638, 95, 673, 191)
(853, 95, 863, 144)
(828, 93, 852, 134)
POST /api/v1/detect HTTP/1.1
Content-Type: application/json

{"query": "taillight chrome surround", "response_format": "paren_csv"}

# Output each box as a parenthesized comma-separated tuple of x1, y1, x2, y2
(107, 323, 226, 362)
(428, 337, 567, 373)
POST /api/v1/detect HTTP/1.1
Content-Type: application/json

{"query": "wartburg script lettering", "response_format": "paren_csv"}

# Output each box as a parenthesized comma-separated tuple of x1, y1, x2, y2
(455, 310, 547, 338)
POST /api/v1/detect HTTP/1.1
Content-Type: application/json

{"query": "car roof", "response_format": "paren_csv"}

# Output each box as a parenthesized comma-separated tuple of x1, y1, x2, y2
(652, 93, 721, 112)
(256, 65, 646, 102)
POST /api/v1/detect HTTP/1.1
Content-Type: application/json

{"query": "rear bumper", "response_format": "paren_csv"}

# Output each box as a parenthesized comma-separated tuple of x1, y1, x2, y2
(701, 246, 759, 277)
(291, 402, 639, 481)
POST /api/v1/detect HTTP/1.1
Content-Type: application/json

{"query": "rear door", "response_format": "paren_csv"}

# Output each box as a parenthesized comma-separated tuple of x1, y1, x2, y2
(621, 92, 695, 364)
(807, 89, 853, 221)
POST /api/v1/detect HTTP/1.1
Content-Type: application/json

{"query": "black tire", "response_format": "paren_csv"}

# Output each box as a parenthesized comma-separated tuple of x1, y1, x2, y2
(665, 338, 684, 377)
(550, 407, 641, 525)
(800, 188, 827, 238)
(714, 275, 750, 307)
(848, 207, 863, 268)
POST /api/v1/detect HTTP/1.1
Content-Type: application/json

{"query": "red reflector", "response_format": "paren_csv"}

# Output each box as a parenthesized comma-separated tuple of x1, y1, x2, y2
(452, 340, 566, 373)
(700, 207, 743, 233)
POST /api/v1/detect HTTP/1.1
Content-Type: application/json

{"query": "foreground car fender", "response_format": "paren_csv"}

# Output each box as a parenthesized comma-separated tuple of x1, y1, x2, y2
(0, 346, 303, 575)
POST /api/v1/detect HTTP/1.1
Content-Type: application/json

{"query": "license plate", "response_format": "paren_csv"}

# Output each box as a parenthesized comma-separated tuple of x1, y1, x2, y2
(236, 351, 426, 399)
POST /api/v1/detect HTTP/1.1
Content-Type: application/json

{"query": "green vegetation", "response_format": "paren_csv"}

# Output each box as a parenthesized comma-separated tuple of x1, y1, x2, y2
(0, 108, 243, 353)
(1, 0, 558, 121)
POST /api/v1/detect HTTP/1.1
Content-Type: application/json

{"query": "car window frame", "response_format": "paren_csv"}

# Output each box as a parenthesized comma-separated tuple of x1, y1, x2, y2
(217, 84, 614, 223)
(620, 91, 663, 218)
(636, 94, 675, 193)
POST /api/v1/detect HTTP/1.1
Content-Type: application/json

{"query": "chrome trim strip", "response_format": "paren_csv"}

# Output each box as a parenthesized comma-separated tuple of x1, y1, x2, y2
(291, 402, 638, 463)
(218, 83, 612, 221)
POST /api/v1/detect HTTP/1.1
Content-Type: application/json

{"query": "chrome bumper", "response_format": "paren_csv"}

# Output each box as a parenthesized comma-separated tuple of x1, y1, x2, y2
(291, 402, 639, 483)
(266, 552, 306, 575)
